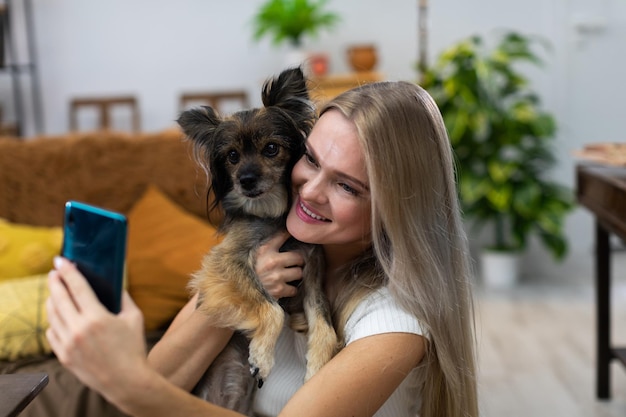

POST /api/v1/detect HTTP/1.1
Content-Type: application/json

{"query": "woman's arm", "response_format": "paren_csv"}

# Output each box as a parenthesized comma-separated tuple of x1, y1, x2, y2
(147, 293, 233, 391)
(281, 332, 425, 417)
(123, 332, 425, 417)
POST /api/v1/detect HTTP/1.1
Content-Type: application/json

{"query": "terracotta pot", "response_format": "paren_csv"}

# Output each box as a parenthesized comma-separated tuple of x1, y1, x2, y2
(347, 44, 377, 72)
(309, 53, 329, 76)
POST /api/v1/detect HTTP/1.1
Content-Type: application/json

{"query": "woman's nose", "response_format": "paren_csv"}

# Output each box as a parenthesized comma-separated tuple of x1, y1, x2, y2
(298, 172, 327, 204)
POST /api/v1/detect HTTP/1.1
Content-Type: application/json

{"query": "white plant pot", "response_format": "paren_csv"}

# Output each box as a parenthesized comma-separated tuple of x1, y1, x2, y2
(481, 249, 521, 289)
(284, 47, 309, 73)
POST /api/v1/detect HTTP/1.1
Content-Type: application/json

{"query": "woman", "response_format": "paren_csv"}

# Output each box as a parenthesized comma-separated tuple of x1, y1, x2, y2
(46, 81, 478, 417)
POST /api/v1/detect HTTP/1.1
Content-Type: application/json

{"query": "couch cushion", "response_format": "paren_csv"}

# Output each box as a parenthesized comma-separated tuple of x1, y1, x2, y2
(0, 130, 212, 227)
(126, 185, 222, 331)
(0, 219, 62, 281)
(0, 274, 51, 361)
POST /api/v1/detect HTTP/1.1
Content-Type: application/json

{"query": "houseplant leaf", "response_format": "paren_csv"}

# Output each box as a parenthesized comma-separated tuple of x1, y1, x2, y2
(421, 31, 575, 265)
(252, 0, 340, 47)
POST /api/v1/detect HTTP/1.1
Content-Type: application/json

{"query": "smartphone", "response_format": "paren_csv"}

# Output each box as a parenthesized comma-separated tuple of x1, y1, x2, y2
(61, 201, 127, 313)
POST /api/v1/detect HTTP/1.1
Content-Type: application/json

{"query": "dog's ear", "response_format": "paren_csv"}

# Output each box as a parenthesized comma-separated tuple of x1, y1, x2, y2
(177, 106, 222, 147)
(177, 106, 229, 208)
(261, 67, 315, 134)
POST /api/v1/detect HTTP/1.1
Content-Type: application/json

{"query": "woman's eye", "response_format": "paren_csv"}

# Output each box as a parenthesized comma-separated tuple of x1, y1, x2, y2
(304, 151, 318, 166)
(227, 150, 239, 164)
(263, 143, 279, 157)
(340, 183, 358, 196)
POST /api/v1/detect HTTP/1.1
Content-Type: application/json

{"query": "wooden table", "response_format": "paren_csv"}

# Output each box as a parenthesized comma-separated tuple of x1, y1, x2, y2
(576, 163, 626, 399)
(0, 373, 49, 417)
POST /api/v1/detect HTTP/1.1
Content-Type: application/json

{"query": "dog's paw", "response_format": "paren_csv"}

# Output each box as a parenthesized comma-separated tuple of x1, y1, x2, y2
(305, 319, 339, 381)
(248, 348, 274, 388)
(250, 365, 264, 388)
(245, 302, 284, 388)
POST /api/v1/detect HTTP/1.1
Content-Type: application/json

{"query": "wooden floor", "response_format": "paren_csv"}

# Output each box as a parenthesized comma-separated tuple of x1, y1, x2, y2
(476, 270, 626, 416)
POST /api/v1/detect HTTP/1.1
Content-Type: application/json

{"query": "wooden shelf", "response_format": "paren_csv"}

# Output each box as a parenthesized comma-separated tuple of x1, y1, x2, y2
(308, 71, 383, 107)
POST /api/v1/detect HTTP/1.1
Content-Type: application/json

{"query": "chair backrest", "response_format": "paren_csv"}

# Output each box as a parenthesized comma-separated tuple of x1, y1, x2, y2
(179, 90, 249, 114)
(69, 95, 140, 132)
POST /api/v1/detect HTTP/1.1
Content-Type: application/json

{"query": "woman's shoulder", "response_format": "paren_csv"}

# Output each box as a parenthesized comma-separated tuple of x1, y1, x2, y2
(344, 287, 423, 345)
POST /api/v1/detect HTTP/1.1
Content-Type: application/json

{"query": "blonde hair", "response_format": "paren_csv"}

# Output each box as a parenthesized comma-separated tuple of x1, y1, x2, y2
(322, 81, 478, 417)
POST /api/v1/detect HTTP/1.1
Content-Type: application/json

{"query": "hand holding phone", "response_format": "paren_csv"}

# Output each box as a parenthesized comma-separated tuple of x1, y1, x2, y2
(61, 201, 127, 313)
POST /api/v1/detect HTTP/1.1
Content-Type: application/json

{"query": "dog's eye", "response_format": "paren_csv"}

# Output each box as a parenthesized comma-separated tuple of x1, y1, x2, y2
(227, 150, 239, 164)
(263, 143, 279, 157)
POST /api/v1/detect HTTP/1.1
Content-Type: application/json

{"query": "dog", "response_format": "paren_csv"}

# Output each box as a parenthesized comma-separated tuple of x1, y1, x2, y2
(177, 67, 339, 414)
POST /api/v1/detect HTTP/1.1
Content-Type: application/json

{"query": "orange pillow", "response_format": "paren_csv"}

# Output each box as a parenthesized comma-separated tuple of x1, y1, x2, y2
(126, 185, 222, 330)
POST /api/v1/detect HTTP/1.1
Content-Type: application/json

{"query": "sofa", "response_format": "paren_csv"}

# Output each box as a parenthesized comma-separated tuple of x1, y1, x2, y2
(0, 129, 223, 416)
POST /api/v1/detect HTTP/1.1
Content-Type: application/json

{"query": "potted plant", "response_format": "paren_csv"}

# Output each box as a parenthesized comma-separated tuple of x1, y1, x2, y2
(252, 0, 340, 47)
(252, 0, 340, 68)
(420, 31, 575, 288)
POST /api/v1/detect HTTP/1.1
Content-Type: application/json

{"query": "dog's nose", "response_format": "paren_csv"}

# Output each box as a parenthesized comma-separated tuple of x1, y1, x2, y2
(239, 173, 258, 191)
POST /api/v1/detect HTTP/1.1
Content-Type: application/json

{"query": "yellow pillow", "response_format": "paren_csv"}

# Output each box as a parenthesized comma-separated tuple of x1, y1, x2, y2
(126, 185, 222, 331)
(0, 219, 62, 281)
(0, 274, 51, 361)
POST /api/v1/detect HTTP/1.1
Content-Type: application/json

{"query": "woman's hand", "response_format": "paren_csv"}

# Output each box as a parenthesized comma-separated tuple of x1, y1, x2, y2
(45, 257, 244, 417)
(256, 231, 305, 299)
(45, 256, 148, 401)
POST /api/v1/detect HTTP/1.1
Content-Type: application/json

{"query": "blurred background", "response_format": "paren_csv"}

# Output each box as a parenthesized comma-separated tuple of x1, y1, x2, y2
(1, 0, 624, 285)
(0, 1, 625, 415)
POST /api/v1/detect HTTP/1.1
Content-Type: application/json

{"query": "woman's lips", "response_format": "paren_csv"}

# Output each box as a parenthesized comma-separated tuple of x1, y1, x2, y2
(295, 199, 330, 223)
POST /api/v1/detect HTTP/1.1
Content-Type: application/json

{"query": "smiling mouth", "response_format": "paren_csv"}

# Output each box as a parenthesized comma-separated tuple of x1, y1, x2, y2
(300, 201, 330, 222)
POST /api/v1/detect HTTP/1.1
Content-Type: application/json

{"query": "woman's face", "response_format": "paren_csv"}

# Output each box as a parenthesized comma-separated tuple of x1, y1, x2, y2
(286, 110, 372, 257)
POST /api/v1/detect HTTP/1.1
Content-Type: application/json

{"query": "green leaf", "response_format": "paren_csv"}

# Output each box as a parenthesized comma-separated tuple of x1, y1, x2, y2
(252, 0, 340, 46)
(512, 102, 536, 123)
(486, 184, 512, 211)
(511, 182, 542, 217)
(487, 160, 515, 183)
(444, 110, 469, 144)
(443, 78, 458, 98)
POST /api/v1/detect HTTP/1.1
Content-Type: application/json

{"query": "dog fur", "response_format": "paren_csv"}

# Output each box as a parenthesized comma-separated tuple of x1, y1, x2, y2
(177, 67, 339, 414)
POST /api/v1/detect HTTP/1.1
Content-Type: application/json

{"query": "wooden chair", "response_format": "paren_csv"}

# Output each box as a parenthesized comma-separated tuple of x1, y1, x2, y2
(69, 95, 140, 132)
(0, 104, 17, 136)
(179, 90, 249, 114)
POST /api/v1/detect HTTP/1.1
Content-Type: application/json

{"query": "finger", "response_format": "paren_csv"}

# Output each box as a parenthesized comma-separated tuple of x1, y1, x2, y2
(283, 266, 304, 283)
(47, 268, 81, 328)
(258, 250, 304, 274)
(262, 230, 292, 252)
(45, 280, 78, 365)
(279, 251, 305, 268)
(45, 326, 63, 360)
(120, 290, 139, 312)
(53, 256, 106, 315)
(280, 285, 298, 298)
(119, 291, 144, 330)
(45, 285, 68, 344)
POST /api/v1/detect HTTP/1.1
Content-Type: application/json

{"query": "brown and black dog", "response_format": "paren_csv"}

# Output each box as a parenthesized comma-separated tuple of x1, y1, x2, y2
(177, 67, 338, 415)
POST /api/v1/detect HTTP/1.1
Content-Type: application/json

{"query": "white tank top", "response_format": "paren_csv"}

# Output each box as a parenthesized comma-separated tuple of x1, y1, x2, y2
(252, 287, 424, 417)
